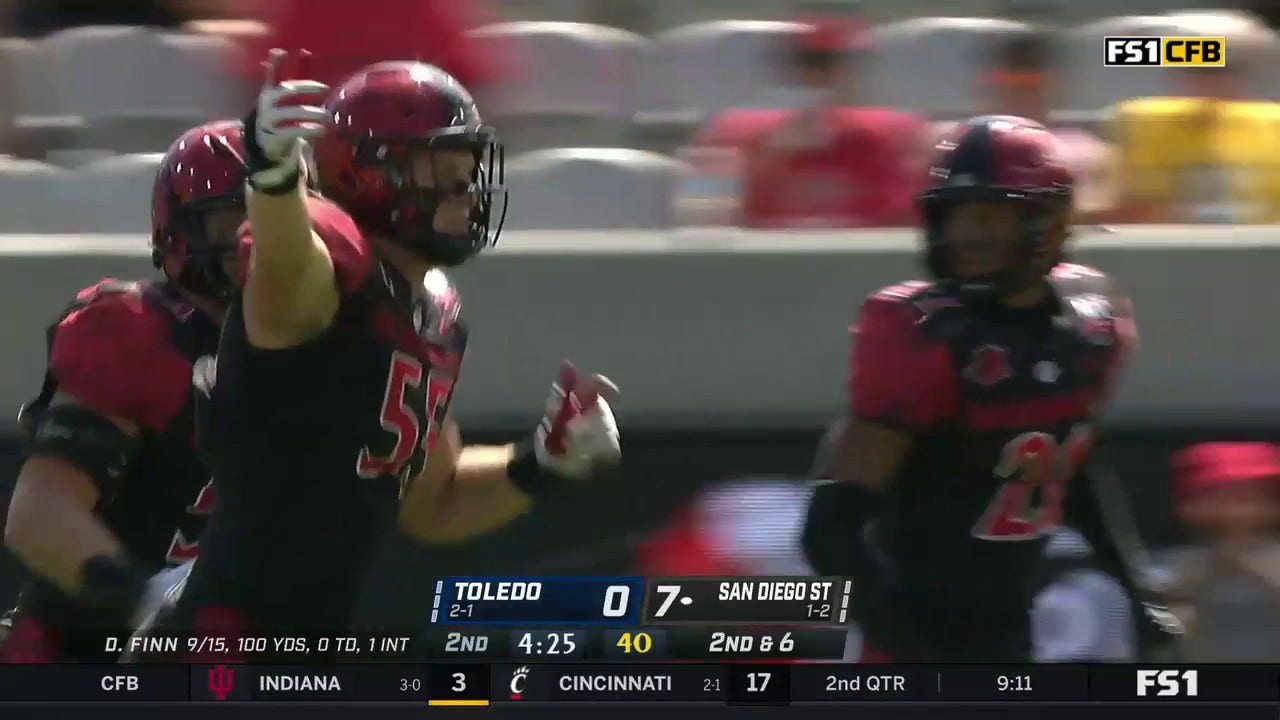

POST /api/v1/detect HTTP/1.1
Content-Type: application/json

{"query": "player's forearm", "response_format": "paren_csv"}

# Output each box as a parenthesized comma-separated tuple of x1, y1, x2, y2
(4, 460, 124, 594)
(246, 181, 315, 277)
(242, 184, 338, 344)
(400, 444, 533, 544)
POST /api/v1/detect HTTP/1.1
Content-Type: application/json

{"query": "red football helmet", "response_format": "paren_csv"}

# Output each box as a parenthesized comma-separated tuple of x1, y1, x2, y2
(151, 120, 250, 304)
(919, 115, 1073, 298)
(313, 61, 506, 266)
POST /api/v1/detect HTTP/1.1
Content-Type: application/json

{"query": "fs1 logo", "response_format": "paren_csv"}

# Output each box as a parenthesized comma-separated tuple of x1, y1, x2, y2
(1104, 37, 1226, 67)
(1136, 669, 1199, 697)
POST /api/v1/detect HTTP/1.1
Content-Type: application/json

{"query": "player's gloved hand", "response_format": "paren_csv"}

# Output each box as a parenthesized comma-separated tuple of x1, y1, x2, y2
(508, 361, 620, 494)
(1136, 601, 1185, 661)
(243, 49, 329, 194)
(131, 561, 194, 631)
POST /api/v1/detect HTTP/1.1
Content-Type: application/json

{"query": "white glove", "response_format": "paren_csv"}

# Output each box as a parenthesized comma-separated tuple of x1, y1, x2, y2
(248, 49, 330, 191)
(130, 560, 194, 632)
(533, 361, 621, 480)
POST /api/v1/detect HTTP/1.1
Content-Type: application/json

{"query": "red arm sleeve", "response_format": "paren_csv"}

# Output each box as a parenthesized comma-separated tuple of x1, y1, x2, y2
(849, 289, 958, 430)
(236, 197, 375, 295)
(47, 284, 193, 432)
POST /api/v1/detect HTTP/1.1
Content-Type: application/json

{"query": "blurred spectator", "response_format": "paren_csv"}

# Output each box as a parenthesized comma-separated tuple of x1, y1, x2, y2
(1146, 443, 1280, 661)
(7, 0, 212, 37)
(676, 17, 923, 229)
(233, 0, 510, 93)
(931, 28, 1117, 220)
(1245, 0, 1280, 32)
(1111, 13, 1280, 223)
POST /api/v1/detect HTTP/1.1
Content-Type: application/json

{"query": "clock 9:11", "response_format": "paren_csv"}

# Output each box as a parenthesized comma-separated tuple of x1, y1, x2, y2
(997, 675, 1032, 692)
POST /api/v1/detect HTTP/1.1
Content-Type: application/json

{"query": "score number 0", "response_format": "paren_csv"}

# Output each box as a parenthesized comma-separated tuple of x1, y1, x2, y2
(602, 584, 631, 617)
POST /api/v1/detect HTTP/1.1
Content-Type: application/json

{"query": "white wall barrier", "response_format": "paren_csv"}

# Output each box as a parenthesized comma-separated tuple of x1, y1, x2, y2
(1, 227, 1276, 431)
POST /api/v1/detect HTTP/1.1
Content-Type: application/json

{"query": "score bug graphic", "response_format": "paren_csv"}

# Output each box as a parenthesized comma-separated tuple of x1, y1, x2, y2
(643, 577, 851, 624)
(431, 576, 644, 625)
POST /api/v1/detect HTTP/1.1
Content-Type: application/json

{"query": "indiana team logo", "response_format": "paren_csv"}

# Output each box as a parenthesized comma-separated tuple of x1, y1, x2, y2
(965, 344, 1013, 387)
(208, 665, 235, 701)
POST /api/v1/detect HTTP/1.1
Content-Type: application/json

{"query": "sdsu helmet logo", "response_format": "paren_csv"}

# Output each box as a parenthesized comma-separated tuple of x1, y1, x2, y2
(965, 344, 1013, 387)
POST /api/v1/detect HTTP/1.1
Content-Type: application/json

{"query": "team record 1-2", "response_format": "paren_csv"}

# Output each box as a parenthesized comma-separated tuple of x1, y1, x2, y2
(3, 664, 1280, 703)
(432, 576, 853, 625)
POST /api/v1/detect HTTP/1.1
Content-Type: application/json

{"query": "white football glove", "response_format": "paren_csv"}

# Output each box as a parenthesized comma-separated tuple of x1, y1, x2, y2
(247, 49, 330, 191)
(533, 361, 621, 480)
(130, 560, 194, 632)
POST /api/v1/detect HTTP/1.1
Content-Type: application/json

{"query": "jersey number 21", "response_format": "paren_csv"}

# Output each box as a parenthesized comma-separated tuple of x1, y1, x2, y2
(972, 424, 1094, 541)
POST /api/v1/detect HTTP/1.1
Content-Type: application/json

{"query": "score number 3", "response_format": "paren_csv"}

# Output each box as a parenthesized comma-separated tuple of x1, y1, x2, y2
(971, 424, 1093, 541)
(357, 351, 452, 479)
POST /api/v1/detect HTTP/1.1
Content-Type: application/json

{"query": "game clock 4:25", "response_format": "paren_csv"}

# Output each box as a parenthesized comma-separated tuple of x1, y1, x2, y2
(513, 630, 585, 659)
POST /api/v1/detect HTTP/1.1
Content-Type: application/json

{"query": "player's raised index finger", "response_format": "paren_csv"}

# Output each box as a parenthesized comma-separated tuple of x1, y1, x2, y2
(263, 48, 288, 86)
(558, 360, 578, 393)
(294, 49, 313, 79)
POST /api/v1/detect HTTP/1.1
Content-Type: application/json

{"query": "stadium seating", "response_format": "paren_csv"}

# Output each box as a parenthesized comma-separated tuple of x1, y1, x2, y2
(503, 148, 688, 229)
(0, 157, 74, 233)
(649, 20, 803, 120)
(469, 22, 653, 153)
(864, 17, 1033, 118)
(1, 11, 1277, 233)
(70, 153, 164, 234)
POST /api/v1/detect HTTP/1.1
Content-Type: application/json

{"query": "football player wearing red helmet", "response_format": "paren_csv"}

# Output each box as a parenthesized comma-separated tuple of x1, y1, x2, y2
(799, 115, 1169, 661)
(150, 52, 621, 662)
(1, 121, 248, 662)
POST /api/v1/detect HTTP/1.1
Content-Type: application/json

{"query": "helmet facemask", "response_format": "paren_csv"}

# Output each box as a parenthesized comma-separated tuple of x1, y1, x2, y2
(921, 186, 1070, 302)
(355, 127, 507, 267)
(159, 195, 245, 306)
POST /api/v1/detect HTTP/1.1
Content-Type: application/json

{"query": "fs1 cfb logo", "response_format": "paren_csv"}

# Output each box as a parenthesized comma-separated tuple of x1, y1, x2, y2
(1104, 37, 1226, 67)
(1136, 669, 1199, 697)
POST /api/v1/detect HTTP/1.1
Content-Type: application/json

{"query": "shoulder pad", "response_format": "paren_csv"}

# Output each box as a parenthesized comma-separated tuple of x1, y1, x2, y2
(870, 281, 970, 340)
(1049, 263, 1114, 299)
(236, 197, 374, 295)
(48, 281, 193, 430)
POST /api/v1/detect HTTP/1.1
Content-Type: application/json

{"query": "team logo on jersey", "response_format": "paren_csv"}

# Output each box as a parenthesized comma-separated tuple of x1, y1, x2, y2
(965, 344, 1013, 387)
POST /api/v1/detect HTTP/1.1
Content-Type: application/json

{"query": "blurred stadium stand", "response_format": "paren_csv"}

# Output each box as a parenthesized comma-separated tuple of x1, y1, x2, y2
(0, 5, 1275, 230)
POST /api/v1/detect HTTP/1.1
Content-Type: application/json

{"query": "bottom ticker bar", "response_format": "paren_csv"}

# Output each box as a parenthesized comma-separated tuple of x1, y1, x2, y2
(2, 663, 1279, 704)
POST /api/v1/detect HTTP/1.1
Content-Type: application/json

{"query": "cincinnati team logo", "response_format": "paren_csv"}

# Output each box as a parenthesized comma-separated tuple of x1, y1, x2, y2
(509, 666, 530, 700)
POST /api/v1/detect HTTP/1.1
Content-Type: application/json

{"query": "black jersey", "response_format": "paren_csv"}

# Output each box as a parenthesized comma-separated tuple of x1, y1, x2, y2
(167, 198, 466, 662)
(847, 264, 1134, 660)
(2, 280, 217, 662)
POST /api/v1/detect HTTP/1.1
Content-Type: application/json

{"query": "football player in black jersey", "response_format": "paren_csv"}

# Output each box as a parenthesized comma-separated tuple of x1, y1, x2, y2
(144, 52, 621, 662)
(802, 116, 1178, 661)
(1, 121, 247, 662)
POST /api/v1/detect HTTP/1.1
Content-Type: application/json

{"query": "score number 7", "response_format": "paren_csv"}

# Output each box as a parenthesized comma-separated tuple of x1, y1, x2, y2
(652, 585, 684, 618)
